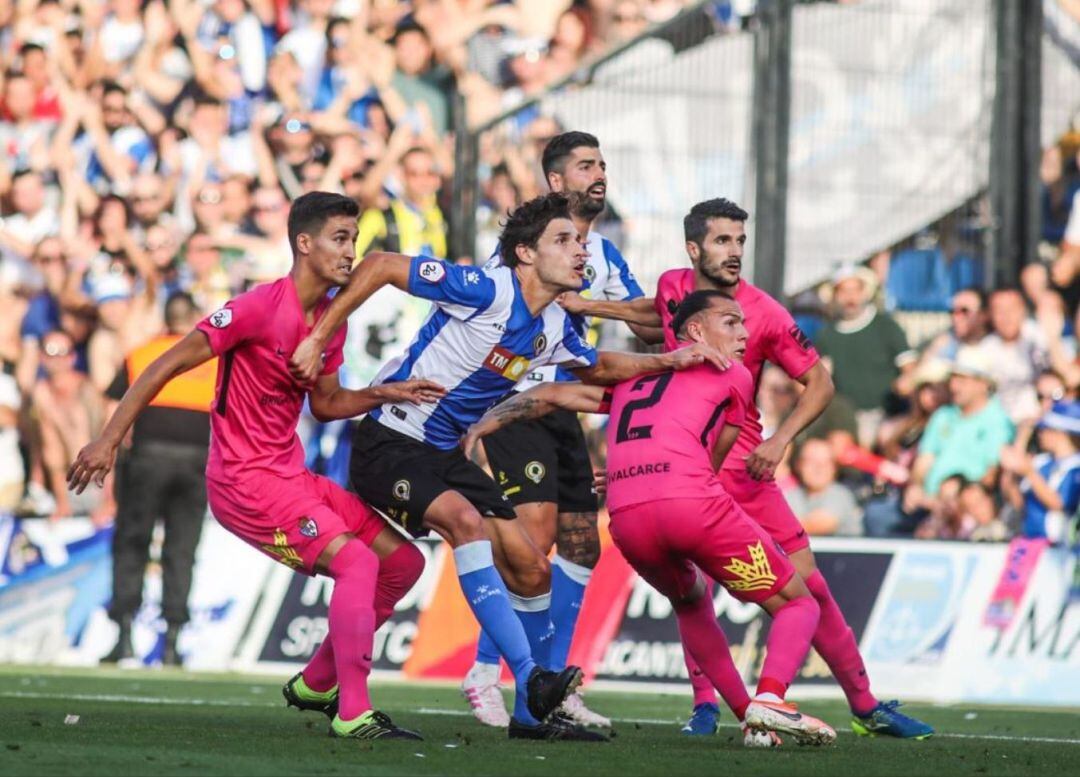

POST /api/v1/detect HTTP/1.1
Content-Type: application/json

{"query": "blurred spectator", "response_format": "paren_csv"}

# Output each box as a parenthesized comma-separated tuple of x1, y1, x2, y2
(815, 264, 916, 447)
(1000, 401, 1080, 545)
(103, 292, 213, 666)
(920, 288, 989, 364)
(786, 438, 863, 536)
(877, 359, 951, 467)
(904, 347, 1014, 515)
(977, 288, 1049, 427)
(0, 169, 59, 263)
(389, 20, 452, 136)
(915, 476, 1007, 542)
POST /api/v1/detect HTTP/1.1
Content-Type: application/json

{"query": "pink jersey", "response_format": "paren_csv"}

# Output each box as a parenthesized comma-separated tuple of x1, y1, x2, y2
(196, 276, 346, 482)
(654, 269, 819, 471)
(603, 360, 754, 512)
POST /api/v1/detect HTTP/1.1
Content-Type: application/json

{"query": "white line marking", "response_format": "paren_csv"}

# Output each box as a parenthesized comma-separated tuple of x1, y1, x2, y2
(6, 692, 1079, 746)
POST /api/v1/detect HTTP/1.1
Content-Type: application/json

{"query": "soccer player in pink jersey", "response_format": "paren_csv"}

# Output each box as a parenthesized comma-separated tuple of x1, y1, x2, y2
(463, 290, 837, 746)
(560, 199, 935, 739)
(67, 192, 448, 741)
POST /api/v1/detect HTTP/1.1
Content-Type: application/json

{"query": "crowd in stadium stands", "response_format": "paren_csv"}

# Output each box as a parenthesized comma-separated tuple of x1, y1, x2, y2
(0, 0, 1076, 552)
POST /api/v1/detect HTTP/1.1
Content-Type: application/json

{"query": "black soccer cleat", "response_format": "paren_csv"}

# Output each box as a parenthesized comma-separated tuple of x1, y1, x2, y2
(525, 665, 584, 723)
(509, 714, 610, 742)
(282, 672, 339, 720)
(329, 710, 424, 740)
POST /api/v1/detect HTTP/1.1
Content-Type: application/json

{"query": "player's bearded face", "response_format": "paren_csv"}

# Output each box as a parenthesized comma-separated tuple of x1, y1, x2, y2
(309, 215, 359, 286)
(558, 148, 607, 220)
(533, 218, 588, 291)
(695, 218, 746, 288)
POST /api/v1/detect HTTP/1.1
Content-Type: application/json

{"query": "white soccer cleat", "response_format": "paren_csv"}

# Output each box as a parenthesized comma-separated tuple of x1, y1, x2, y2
(741, 722, 783, 747)
(559, 691, 612, 728)
(744, 700, 836, 746)
(461, 663, 510, 727)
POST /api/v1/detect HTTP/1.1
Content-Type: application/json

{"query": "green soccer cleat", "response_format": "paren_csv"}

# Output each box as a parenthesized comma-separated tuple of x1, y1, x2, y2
(282, 672, 338, 720)
(329, 710, 423, 740)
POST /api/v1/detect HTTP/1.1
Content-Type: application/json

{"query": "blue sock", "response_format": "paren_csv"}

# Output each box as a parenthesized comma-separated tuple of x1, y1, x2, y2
(549, 555, 592, 670)
(475, 630, 501, 665)
(510, 592, 553, 669)
(454, 541, 538, 724)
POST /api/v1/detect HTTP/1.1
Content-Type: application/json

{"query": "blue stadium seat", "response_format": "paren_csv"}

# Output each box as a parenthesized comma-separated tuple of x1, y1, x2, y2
(885, 248, 951, 311)
(948, 253, 984, 296)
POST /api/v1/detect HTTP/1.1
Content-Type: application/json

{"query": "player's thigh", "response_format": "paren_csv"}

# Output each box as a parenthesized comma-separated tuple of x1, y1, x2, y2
(314, 471, 397, 549)
(481, 412, 561, 508)
(550, 409, 599, 516)
(685, 496, 797, 607)
(608, 504, 697, 601)
(515, 501, 558, 556)
(718, 469, 811, 556)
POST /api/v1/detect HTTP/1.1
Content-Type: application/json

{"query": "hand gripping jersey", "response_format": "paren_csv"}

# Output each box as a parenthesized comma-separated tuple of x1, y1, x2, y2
(370, 257, 598, 449)
(654, 269, 819, 471)
(603, 360, 755, 512)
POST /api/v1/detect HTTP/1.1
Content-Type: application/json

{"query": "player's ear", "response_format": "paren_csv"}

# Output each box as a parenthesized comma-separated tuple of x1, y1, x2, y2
(295, 231, 313, 256)
(546, 170, 563, 192)
(514, 242, 535, 267)
(686, 240, 700, 263)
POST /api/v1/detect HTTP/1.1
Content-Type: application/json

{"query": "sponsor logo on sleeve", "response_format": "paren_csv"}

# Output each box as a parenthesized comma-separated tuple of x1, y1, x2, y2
(788, 324, 813, 350)
(210, 309, 233, 328)
(418, 260, 446, 283)
(464, 270, 480, 285)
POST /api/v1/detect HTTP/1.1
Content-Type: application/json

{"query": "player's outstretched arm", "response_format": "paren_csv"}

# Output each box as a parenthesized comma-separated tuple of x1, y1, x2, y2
(746, 360, 835, 480)
(309, 373, 448, 422)
(290, 251, 413, 383)
(67, 330, 215, 494)
(558, 292, 662, 327)
(460, 384, 607, 459)
(570, 343, 730, 385)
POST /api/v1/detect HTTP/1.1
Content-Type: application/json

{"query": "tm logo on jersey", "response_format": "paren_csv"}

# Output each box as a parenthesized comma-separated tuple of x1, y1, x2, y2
(418, 260, 446, 283)
(720, 541, 777, 592)
(484, 346, 529, 381)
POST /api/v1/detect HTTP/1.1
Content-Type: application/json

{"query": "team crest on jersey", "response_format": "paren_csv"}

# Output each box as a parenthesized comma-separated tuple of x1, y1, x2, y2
(298, 517, 318, 538)
(525, 461, 546, 484)
(533, 333, 547, 354)
(720, 542, 777, 593)
(484, 346, 529, 380)
(583, 264, 597, 282)
(788, 324, 813, 351)
(418, 260, 446, 283)
(209, 309, 232, 328)
(393, 479, 411, 501)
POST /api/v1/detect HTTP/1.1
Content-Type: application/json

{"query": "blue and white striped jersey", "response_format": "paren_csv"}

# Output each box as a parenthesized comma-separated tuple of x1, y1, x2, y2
(370, 257, 598, 449)
(486, 230, 643, 389)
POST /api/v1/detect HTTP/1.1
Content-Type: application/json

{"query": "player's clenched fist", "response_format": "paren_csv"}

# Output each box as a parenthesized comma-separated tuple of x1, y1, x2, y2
(289, 335, 324, 384)
(67, 439, 118, 494)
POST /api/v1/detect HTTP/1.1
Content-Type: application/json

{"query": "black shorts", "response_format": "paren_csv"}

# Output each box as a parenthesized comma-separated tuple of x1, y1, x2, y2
(349, 415, 516, 538)
(482, 406, 599, 513)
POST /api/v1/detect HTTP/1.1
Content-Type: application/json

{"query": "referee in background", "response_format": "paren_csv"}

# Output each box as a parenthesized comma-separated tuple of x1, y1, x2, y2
(101, 292, 216, 667)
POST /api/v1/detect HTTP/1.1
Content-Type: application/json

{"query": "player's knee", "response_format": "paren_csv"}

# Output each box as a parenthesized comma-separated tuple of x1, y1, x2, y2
(382, 541, 425, 591)
(443, 508, 487, 546)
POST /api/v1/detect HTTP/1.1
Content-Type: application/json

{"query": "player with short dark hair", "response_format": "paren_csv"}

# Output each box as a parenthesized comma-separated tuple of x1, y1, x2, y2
(287, 192, 729, 741)
(69, 191, 446, 741)
(560, 197, 935, 740)
(468, 132, 650, 729)
(462, 291, 838, 747)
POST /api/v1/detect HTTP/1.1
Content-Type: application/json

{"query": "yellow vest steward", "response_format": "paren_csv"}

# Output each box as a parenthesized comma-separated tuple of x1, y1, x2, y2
(126, 335, 217, 413)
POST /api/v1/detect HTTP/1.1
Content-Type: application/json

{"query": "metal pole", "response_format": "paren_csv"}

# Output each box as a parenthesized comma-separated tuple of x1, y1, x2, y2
(989, 0, 1021, 287)
(1020, 0, 1043, 273)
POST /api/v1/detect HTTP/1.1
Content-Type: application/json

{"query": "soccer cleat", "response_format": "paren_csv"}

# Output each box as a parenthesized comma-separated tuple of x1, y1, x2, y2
(742, 722, 783, 748)
(744, 700, 836, 746)
(526, 665, 583, 723)
(851, 700, 934, 739)
(330, 710, 423, 740)
(461, 663, 510, 728)
(559, 691, 612, 728)
(508, 714, 609, 742)
(282, 672, 339, 720)
(680, 702, 720, 736)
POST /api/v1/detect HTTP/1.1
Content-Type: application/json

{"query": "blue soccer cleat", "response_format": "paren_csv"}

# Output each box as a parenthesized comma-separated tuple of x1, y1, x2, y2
(680, 702, 720, 736)
(851, 700, 934, 739)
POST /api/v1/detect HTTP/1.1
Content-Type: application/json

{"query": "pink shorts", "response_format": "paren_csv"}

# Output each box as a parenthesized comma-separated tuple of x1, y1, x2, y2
(609, 495, 794, 605)
(718, 468, 811, 555)
(207, 469, 388, 575)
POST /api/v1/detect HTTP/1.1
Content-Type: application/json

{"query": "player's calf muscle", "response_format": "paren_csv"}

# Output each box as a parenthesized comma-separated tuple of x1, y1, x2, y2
(556, 511, 600, 568)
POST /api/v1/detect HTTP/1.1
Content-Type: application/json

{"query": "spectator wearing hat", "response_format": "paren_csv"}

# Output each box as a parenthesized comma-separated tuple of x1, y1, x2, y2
(904, 346, 1015, 515)
(1000, 401, 1080, 544)
(815, 263, 917, 448)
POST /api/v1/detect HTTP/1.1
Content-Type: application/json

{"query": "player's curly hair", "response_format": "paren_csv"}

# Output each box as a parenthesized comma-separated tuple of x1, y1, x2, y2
(498, 192, 572, 268)
(671, 289, 738, 339)
(683, 198, 749, 248)
(287, 191, 360, 255)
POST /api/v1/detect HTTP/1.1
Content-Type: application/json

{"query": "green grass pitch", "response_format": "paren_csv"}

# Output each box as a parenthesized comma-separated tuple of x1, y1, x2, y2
(1, 667, 1076, 776)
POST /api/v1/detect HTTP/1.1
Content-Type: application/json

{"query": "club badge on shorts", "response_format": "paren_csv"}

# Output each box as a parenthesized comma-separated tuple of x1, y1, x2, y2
(525, 461, 546, 484)
(393, 479, 411, 501)
(299, 517, 319, 538)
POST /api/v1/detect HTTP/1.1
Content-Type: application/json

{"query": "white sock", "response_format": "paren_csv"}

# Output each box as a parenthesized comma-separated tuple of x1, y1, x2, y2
(755, 692, 784, 704)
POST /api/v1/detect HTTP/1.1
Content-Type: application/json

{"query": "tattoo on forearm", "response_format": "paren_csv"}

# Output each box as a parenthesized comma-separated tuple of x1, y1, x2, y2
(491, 396, 542, 426)
(556, 511, 600, 568)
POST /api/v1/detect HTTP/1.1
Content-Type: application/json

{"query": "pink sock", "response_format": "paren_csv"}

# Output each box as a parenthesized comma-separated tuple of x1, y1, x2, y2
(302, 635, 337, 693)
(805, 570, 878, 715)
(374, 543, 425, 628)
(757, 595, 820, 697)
(674, 594, 751, 721)
(327, 540, 378, 720)
(682, 578, 719, 707)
